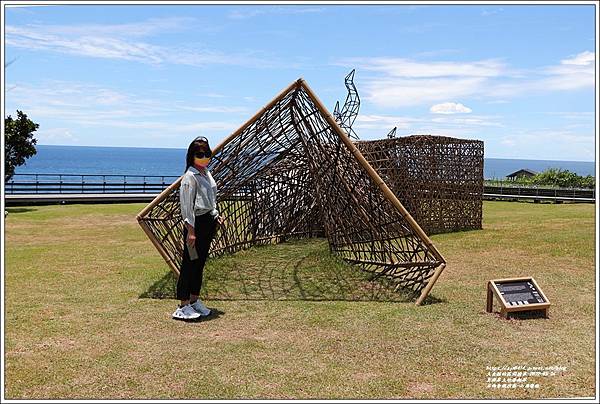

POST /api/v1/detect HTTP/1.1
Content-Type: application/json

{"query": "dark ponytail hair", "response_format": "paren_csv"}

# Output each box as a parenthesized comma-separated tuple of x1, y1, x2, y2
(185, 136, 212, 172)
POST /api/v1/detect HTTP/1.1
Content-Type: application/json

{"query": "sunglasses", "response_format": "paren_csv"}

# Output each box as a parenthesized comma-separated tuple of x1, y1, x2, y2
(194, 151, 212, 159)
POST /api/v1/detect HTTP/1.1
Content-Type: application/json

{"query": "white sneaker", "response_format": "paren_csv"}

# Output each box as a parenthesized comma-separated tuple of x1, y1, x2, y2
(172, 304, 201, 321)
(190, 300, 212, 316)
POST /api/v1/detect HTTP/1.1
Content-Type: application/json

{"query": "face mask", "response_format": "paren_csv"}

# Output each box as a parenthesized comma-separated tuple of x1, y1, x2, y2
(194, 157, 210, 168)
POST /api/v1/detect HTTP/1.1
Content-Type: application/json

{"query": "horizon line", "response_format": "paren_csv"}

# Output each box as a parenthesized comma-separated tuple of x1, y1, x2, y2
(34, 143, 596, 163)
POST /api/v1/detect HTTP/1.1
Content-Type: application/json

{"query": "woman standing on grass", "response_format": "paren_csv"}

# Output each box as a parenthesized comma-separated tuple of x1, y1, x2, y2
(172, 136, 223, 321)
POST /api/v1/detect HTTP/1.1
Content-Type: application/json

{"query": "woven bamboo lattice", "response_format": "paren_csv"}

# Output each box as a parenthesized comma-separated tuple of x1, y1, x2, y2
(333, 69, 360, 140)
(355, 136, 484, 235)
(137, 79, 446, 304)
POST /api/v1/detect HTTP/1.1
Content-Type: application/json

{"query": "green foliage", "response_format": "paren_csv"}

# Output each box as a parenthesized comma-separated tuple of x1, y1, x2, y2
(528, 168, 595, 189)
(4, 110, 39, 182)
(486, 168, 595, 189)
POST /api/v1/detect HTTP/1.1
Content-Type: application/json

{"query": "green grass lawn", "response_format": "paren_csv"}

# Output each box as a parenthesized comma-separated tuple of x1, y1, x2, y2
(3, 201, 596, 399)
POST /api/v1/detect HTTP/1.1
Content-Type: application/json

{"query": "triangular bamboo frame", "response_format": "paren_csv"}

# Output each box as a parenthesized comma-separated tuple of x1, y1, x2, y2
(137, 79, 446, 305)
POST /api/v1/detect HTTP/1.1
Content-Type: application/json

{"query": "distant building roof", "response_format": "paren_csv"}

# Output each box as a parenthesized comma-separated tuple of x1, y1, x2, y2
(507, 168, 538, 178)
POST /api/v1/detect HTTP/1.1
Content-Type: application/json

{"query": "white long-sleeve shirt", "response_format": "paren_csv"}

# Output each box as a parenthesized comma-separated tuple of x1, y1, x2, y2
(180, 166, 218, 227)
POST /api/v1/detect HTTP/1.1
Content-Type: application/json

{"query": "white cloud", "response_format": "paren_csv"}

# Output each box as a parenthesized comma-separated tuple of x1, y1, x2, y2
(363, 77, 487, 107)
(355, 114, 417, 124)
(228, 6, 324, 19)
(541, 111, 594, 121)
(36, 127, 79, 145)
(5, 21, 181, 64)
(341, 57, 505, 78)
(481, 8, 503, 17)
(500, 138, 516, 147)
(351, 112, 503, 141)
(336, 57, 504, 107)
(197, 92, 227, 99)
(495, 129, 594, 161)
(430, 102, 472, 114)
(430, 116, 503, 127)
(336, 52, 594, 107)
(561, 51, 595, 66)
(541, 63, 595, 91)
(12, 17, 193, 37)
(71, 119, 239, 133)
(180, 106, 249, 113)
(5, 20, 284, 68)
(484, 53, 595, 95)
(354, 114, 419, 131)
(5, 81, 241, 140)
(7, 81, 169, 118)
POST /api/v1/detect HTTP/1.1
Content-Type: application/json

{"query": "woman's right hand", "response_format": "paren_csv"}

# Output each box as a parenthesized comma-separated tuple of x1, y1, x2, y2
(186, 224, 196, 246)
(187, 231, 196, 246)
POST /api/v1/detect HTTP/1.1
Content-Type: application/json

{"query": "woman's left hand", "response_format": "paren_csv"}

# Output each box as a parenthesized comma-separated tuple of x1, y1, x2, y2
(217, 215, 225, 226)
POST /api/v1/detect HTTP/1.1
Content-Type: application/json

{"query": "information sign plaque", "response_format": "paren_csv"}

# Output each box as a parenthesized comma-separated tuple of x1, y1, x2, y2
(486, 277, 550, 318)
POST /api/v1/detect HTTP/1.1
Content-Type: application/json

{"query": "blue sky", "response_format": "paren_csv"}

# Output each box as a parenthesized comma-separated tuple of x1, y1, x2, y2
(3, 3, 597, 161)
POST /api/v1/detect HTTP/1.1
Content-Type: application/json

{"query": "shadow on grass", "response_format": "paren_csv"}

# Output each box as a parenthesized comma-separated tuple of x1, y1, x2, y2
(503, 310, 550, 320)
(139, 271, 177, 299)
(415, 294, 445, 306)
(139, 242, 446, 305)
(6, 207, 38, 214)
(203, 307, 225, 322)
(175, 308, 225, 323)
(430, 227, 484, 236)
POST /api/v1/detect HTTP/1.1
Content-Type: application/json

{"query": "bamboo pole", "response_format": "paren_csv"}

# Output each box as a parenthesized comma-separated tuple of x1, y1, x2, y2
(415, 263, 446, 305)
(138, 220, 180, 276)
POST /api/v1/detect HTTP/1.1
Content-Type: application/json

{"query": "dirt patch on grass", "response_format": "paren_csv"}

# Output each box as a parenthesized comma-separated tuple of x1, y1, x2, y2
(407, 381, 434, 395)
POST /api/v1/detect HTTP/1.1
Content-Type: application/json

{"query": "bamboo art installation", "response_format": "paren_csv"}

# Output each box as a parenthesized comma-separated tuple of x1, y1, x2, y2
(355, 136, 484, 235)
(333, 69, 360, 141)
(137, 79, 446, 305)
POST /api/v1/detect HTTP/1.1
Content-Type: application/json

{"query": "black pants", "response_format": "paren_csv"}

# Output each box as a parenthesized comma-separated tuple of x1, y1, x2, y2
(177, 213, 217, 300)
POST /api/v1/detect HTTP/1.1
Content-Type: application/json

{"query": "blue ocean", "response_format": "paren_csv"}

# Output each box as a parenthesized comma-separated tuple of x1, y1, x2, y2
(12, 145, 597, 180)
